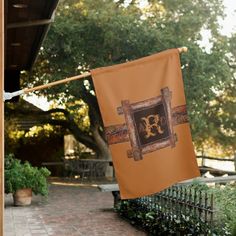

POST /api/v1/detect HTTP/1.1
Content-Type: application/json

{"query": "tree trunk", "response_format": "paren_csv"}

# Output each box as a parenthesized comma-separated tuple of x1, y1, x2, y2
(92, 125, 111, 160)
(92, 125, 113, 178)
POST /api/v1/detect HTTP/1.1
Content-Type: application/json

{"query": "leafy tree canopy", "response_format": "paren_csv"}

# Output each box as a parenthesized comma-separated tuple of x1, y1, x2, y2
(19, 0, 235, 157)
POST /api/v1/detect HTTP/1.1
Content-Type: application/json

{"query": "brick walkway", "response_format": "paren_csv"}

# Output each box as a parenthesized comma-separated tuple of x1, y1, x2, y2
(4, 181, 146, 236)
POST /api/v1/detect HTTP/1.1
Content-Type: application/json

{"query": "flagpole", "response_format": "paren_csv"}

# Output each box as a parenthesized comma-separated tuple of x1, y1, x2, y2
(4, 47, 188, 100)
(24, 71, 91, 94)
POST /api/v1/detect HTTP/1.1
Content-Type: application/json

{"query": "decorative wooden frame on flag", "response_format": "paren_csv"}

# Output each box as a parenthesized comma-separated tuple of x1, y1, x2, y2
(104, 95, 189, 161)
(117, 87, 176, 161)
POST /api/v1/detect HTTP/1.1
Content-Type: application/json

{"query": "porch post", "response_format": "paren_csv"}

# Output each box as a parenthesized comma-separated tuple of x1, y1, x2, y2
(0, 0, 4, 234)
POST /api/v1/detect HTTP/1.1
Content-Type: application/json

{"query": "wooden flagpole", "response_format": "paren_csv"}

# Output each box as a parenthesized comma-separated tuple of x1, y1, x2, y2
(24, 72, 91, 93)
(22, 47, 188, 95)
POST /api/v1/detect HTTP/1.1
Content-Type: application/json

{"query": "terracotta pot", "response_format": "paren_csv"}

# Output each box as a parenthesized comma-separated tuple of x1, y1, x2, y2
(13, 188, 32, 206)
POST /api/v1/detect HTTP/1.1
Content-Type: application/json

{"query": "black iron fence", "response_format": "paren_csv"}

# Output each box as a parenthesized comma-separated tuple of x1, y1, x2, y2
(117, 184, 215, 235)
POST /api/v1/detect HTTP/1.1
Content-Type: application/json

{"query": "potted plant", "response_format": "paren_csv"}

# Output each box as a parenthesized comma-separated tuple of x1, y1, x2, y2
(5, 154, 51, 206)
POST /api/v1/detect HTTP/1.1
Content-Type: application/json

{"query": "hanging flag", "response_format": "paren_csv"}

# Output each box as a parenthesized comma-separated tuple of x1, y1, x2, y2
(91, 49, 200, 199)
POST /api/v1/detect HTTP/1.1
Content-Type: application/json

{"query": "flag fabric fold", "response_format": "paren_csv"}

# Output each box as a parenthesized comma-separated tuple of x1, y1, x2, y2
(91, 49, 200, 199)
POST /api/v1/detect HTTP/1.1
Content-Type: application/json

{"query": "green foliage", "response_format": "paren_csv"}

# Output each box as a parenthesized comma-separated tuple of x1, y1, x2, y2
(4, 101, 64, 155)
(22, 0, 236, 155)
(209, 185, 236, 235)
(189, 178, 210, 191)
(116, 199, 213, 235)
(116, 183, 236, 235)
(5, 154, 51, 196)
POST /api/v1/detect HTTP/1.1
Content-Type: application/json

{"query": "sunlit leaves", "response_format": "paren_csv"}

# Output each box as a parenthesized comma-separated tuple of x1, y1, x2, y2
(22, 0, 236, 155)
(25, 124, 54, 138)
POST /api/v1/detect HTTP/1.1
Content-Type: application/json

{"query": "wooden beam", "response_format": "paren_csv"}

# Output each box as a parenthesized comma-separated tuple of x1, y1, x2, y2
(0, 0, 4, 234)
(197, 155, 234, 162)
(179, 175, 236, 185)
(7, 19, 53, 29)
(98, 175, 236, 192)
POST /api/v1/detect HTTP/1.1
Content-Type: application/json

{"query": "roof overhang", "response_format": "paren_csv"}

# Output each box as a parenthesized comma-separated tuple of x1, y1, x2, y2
(5, 0, 59, 95)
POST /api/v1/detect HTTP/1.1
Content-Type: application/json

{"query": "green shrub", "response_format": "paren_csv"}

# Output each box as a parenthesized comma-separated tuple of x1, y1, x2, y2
(116, 183, 236, 235)
(5, 153, 51, 196)
(209, 185, 236, 235)
(116, 199, 212, 235)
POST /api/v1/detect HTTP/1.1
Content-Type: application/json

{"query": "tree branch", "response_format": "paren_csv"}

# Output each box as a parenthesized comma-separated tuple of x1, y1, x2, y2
(40, 117, 98, 151)
(44, 108, 70, 116)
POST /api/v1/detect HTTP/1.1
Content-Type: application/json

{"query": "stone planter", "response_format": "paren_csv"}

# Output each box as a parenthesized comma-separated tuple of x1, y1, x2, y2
(13, 188, 32, 206)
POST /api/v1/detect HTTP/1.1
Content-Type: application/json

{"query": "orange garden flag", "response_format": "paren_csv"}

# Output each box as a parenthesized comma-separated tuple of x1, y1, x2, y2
(91, 49, 200, 199)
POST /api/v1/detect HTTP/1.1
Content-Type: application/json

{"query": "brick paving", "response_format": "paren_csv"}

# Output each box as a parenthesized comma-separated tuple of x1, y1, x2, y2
(4, 180, 146, 236)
